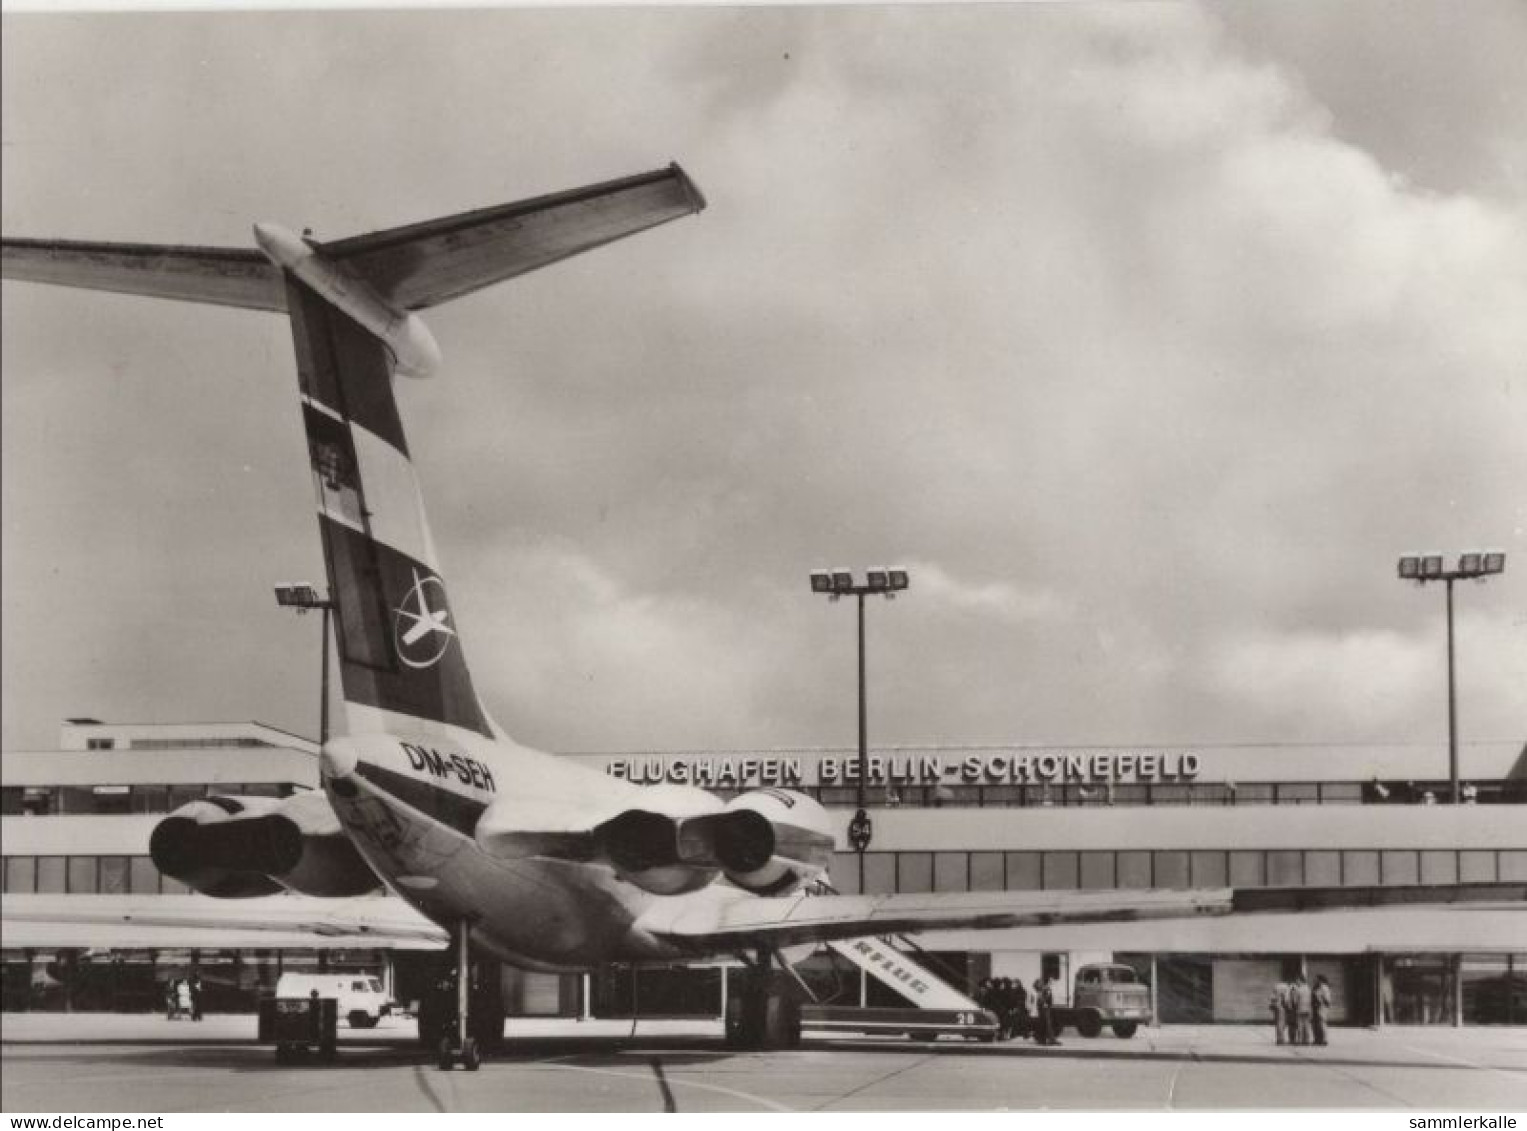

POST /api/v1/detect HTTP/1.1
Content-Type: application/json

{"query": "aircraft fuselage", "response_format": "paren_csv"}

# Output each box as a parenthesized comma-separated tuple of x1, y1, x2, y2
(321, 731, 700, 970)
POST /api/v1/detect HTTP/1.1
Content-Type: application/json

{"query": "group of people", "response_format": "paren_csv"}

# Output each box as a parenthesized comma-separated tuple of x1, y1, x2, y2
(164, 974, 204, 1021)
(975, 975, 1062, 1046)
(1269, 973, 1331, 1046)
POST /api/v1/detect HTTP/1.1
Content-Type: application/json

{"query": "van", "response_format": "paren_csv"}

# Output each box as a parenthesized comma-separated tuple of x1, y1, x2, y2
(274, 973, 390, 1029)
(1065, 963, 1153, 1038)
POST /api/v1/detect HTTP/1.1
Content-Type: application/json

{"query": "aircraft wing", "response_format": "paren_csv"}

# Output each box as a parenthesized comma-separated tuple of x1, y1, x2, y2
(1, 893, 447, 950)
(638, 882, 1527, 954)
(320, 163, 706, 311)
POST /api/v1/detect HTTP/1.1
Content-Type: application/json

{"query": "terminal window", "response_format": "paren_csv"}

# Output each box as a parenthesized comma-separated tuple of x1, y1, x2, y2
(1501, 851, 1527, 881)
(1460, 850, 1496, 882)
(1154, 851, 1189, 888)
(1042, 852, 1079, 889)
(1005, 852, 1041, 890)
(1116, 850, 1152, 888)
(1228, 851, 1264, 887)
(1382, 850, 1420, 886)
(1305, 851, 1341, 886)
(1267, 850, 1303, 886)
(969, 852, 1004, 891)
(1190, 851, 1228, 886)
(1344, 851, 1380, 885)
(934, 852, 969, 892)
(36, 857, 65, 894)
(1421, 850, 1458, 884)
(1079, 851, 1114, 889)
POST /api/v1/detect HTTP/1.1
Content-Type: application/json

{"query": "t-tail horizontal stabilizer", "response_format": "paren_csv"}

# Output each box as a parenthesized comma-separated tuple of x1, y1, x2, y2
(2, 163, 705, 322)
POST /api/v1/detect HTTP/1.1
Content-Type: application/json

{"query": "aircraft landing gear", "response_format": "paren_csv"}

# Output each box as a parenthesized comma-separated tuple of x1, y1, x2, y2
(724, 949, 802, 1050)
(417, 932, 505, 1068)
(434, 919, 483, 1071)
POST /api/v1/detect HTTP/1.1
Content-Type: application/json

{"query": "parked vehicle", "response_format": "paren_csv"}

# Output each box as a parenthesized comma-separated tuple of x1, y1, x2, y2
(273, 973, 390, 1029)
(258, 994, 338, 1063)
(1053, 963, 1153, 1038)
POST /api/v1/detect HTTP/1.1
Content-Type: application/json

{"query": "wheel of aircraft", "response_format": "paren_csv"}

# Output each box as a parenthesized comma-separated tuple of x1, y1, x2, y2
(724, 953, 802, 1050)
(460, 1037, 482, 1072)
(763, 994, 802, 1049)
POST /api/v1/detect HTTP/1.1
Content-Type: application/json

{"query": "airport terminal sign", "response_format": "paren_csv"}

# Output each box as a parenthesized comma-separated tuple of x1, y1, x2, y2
(605, 751, 1200, 787)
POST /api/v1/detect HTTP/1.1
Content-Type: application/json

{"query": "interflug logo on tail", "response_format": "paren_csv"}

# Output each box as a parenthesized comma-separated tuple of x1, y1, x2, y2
(393, 568, 457, 670)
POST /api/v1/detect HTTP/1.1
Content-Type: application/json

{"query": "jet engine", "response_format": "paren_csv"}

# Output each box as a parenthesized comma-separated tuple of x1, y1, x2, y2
(597, 786, 834, 897)
(149, 790, 380, 898)
(597, 784, 725, 896)
(707, 789, 835, 895)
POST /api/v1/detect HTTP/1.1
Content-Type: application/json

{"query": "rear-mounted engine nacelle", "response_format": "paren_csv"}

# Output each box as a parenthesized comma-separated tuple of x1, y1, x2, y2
(597, 786, 835, 897)
(149, 791, 379, 898)
(601, 808, 719, 895)
(711, 789, 835, 896)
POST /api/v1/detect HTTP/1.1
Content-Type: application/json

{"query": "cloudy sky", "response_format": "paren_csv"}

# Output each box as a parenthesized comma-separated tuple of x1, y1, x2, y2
(3, 1, 1524, 758)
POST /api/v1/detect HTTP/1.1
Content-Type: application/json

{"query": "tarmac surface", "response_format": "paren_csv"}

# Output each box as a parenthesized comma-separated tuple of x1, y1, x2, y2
(2, 1013, 1524, 1112)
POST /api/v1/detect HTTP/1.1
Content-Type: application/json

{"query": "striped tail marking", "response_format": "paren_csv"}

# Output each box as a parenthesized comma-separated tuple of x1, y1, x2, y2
(284, 276, 493, 740)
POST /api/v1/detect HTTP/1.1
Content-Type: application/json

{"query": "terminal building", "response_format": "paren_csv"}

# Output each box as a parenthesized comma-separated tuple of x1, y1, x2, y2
(3, 718, 1524, 1027)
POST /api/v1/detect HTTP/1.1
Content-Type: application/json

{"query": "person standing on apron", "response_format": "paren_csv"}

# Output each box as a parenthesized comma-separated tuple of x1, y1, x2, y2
(1312, 975, 1332, 1046)
(1270, 980, 1289, 1044)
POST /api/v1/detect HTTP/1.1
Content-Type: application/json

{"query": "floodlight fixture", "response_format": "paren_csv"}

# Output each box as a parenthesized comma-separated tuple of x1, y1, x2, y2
(806, 563, 914, 888)
(274, 582, 334, 746)
(1394, 546, 1507, 804)
(274, 582, 326, 609)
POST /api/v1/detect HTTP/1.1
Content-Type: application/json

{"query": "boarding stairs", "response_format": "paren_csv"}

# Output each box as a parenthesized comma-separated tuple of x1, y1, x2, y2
(794, 884, 999, 1041)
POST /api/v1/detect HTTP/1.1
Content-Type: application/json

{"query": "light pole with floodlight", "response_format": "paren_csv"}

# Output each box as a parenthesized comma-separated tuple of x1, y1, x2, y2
(808, 567, 910, 892)
(274, 583, 336, 748)
(1395, 551, 1506, 804)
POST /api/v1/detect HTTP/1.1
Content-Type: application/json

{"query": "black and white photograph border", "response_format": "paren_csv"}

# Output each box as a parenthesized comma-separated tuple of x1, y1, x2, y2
(2, 0, 1525, 1115)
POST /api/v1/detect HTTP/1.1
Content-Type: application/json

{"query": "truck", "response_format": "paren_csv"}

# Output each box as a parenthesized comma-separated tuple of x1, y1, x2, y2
(1052, 962, 1153, 1038)
(274, 973, 391, 1029)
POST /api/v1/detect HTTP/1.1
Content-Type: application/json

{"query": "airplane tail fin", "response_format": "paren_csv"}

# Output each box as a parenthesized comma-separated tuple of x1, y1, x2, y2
(286, 275, 497, 741)
(3, 165, 706, 745)
(281, 165, 704, 744)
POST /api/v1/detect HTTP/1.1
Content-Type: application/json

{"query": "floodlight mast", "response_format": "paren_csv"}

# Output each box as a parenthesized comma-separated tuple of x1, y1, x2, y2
(273, 583, 336, 748)
(808, 567, 911, 892)
(1395, 552, 1507, 804)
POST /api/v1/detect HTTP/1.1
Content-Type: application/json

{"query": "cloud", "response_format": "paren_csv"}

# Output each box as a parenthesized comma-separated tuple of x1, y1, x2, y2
(451, 538, 809, 751)
(3, 6, 1523, 751)
(1206, 612, 1527, 740)
(907, 562, 1074, 627)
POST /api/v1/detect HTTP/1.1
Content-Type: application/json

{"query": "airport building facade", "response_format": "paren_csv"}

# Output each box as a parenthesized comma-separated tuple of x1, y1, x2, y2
(3, 720, 1524, 1026)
